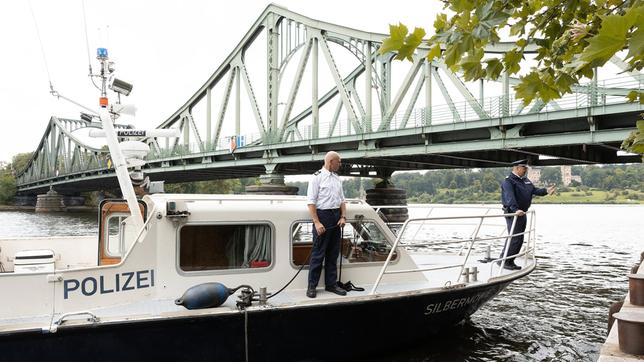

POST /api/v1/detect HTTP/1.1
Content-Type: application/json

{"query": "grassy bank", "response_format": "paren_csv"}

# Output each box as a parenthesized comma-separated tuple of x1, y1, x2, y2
(408, 188, 644, 204)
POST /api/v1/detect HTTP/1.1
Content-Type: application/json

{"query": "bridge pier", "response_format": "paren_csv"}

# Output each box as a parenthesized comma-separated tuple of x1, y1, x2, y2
(35, 189, 66, 212)
(245, 173, 298, 195)
(365, 177, 409, 223)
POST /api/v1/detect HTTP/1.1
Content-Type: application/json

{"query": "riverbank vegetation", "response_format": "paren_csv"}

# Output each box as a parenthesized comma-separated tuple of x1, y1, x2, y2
(1, 151, 642, 205)
(289, 164, 644, 204)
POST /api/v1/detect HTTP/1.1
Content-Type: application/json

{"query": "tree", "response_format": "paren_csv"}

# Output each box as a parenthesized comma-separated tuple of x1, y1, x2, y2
(11, 152, 33, 175)
(380, 0, 644, 157)
(0, 171, 16, 204)
(481, 172, 499, 193)
(540, 167, 562, 185)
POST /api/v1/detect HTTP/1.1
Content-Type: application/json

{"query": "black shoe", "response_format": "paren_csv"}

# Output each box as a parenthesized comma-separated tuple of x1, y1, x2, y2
(503, 263, 521, 271)
(306, 288, 317, 298)
(325, 285, 347, 296)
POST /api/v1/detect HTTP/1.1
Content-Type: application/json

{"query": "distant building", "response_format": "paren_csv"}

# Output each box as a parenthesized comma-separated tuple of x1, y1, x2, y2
(560, 165, 581, 186)
(561, 166, 572, 186)
(528, 168, 541, 184)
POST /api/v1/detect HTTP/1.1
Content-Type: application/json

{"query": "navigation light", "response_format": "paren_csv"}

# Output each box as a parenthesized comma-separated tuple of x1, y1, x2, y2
(97, 48, 108, 59)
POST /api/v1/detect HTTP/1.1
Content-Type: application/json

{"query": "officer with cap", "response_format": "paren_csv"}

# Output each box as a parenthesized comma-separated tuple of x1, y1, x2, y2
(306, 151, 347, 298)
(499, 159, 555, 270)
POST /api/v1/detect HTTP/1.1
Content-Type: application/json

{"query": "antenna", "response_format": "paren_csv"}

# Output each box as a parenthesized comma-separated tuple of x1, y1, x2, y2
(27, 0, 54, 92)
(82, 0, 93, 77)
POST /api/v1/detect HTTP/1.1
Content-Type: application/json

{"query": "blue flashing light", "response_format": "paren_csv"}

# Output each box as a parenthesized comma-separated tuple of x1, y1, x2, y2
(97, 48, 108, 59)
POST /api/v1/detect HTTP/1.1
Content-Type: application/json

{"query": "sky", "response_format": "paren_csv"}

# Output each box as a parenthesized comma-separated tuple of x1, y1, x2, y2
(0, 0, 443, 164)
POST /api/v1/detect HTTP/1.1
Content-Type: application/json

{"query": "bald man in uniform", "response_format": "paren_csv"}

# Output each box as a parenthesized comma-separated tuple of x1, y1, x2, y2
(306, 151, 347, 298)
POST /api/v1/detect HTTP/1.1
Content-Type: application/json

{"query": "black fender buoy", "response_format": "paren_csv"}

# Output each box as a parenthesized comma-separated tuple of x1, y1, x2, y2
(175, 282, 234, 310)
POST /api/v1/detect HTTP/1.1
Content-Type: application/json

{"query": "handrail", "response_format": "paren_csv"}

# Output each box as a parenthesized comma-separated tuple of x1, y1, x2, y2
(45, 311, 99, 333)
(369, 210, 536, 294)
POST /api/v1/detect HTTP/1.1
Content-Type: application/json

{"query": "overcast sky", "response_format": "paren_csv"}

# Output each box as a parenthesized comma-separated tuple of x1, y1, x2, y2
(0, 0, 443, 163)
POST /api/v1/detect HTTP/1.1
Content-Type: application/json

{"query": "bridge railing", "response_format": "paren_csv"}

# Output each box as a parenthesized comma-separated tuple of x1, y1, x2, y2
(145, 75, 642, 160)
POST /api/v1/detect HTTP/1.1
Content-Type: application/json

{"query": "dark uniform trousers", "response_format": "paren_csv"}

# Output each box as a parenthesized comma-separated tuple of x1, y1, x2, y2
(501, 214, 527, 263)
(308, 208, 341, 288)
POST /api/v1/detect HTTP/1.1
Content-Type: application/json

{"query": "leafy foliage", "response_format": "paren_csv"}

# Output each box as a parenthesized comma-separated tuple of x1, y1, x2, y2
(622, 118, 644, 161)
(11, 153, 33, 175)
(287, 165, 644, 203)
(378, 0, 644, 157)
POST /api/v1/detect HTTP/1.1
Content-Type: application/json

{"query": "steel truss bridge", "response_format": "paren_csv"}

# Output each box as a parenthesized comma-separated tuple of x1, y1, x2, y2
(16, 4, 643, 194)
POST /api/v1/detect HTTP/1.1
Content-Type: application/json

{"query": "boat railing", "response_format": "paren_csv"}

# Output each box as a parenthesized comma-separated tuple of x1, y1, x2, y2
(369, 209, 536, 294)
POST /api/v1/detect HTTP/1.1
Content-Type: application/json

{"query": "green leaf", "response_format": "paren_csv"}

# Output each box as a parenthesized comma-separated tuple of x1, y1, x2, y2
(625, 5, 644, 65)
(458, 33, 475, 52)
(444, 44, 464, 68)
(460, 50, 485, 81)
(578, 14, 630, 68)
(554, 73, 577, 94)
(426, 43, 442, 62)
(503, 49, 523, 74)
(514, 72, 542, 106)
(514, 71, 561, 106)
(510, 21, 525, 36)
(485, 58, 504, 79)
(396, 27, 426, 61)
(627, 90, 639, 103)
(434, 14, 448, 32)
(379, 23, 408, 55)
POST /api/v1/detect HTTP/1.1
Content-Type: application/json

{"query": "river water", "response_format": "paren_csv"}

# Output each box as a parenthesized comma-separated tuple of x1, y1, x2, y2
(0, 204, 642, 361)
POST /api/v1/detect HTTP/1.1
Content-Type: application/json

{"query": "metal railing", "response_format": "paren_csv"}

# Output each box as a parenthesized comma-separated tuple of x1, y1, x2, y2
(145, 74, 642, 160)
(369, 209, 537, 295)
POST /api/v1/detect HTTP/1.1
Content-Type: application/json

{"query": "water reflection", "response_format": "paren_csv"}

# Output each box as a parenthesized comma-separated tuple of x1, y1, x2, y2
(0, 211, 96, 238)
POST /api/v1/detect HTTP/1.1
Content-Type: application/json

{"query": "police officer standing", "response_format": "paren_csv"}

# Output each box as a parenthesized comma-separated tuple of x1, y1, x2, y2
(499, 159, 555, 270)
(306, 151, 347, 298)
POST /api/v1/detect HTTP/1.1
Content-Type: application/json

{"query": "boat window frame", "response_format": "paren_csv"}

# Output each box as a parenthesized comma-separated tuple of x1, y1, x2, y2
(288, 218, 399, 269)
(104, 212, 130, 258)
(175, 220, 276, 276)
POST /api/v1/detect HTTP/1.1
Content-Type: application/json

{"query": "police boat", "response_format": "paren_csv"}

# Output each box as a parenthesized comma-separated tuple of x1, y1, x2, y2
(0, 50, 537, 362)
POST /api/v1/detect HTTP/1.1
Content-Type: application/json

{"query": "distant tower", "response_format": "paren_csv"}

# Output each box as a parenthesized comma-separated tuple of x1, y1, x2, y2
(561, 165, 572, 186)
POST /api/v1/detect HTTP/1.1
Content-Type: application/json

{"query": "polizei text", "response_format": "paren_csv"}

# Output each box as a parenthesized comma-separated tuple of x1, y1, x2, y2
(63, 269, 155, 299)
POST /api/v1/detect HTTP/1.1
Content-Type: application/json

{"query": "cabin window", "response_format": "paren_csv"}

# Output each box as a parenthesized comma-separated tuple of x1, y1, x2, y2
(105, 213, 129, 257)
(179, 224, 272, 271)
(291, 220, 397, 266)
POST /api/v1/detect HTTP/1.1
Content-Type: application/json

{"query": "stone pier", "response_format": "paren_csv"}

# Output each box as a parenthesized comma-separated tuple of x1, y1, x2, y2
(365, 179, 409, 223)
(35, 189, 65, 212)
(245, 173, 298, 195)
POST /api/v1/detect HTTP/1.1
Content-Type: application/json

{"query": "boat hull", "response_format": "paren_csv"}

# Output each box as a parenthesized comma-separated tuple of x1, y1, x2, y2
(1, 278, 515, 361)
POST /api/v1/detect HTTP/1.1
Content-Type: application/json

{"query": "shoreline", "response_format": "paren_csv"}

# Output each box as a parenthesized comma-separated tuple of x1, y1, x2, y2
(0, 205, 95, 212)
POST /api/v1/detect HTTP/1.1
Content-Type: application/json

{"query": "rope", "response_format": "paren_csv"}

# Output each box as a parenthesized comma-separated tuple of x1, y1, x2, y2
(27, 0, 54, 91)
(244, 308, 249, 362)
(266, 224, 340, 300)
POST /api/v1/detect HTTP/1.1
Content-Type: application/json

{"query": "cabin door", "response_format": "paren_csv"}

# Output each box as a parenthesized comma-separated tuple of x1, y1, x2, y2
(98, 200, 147, 265)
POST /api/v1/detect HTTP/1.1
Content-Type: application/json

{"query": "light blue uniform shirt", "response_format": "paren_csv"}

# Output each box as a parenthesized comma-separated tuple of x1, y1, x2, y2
(306, 167, 345, 209)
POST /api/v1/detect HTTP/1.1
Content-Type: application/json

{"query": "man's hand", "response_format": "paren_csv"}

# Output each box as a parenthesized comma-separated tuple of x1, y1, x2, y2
(337, 216, 346, 227)
(547, 185, 556, 195)
(314, 221, 326, 235)
(516, 209, 526, 216)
